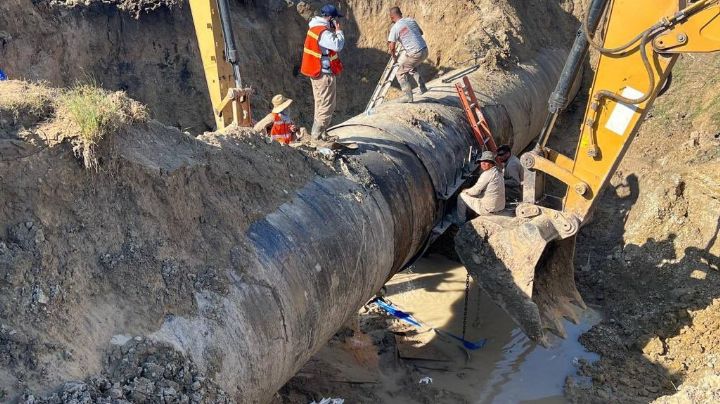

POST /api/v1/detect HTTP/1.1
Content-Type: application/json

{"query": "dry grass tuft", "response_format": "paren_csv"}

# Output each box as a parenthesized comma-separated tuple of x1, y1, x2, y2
(57, 84, 148, 169)
(0, 80, 56, 126)
(1, 80, 149, 169)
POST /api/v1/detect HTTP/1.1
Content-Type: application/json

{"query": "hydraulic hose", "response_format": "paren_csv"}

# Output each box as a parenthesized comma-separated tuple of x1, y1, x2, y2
(537, 0, 607, 149)
(216, 0, 243, 88)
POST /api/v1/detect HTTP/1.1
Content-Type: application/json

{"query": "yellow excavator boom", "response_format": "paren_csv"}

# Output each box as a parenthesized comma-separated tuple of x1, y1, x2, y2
(189, 0, 252, 130)
(456, 0, 720, 345)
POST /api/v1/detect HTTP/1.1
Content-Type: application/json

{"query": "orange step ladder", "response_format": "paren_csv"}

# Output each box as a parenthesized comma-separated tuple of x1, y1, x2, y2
(455, 76, 497, 152)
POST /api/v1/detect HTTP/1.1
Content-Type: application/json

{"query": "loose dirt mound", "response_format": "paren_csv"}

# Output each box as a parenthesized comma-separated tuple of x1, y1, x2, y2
(49, 0, 179, 18)
(4, 0, 720, 402)
(653, 372, 720, 404)
(19, 338, 231, 403)
(0, 80, 332, 401)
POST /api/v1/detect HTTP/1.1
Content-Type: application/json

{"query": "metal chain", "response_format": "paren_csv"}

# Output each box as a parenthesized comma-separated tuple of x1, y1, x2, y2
(461, 272, 471, 340)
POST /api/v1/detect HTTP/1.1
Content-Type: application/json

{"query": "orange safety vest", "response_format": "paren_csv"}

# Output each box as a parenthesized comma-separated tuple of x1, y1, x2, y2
(300, 25, 344, 78)
(270, 113, 293, 144)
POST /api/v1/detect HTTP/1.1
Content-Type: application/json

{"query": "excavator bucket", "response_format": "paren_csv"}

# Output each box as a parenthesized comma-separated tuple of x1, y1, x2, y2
(454, 211, 586, 345)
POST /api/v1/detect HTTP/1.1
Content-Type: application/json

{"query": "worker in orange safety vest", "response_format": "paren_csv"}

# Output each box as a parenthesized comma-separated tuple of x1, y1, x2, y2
(253, 94, 300, 145)
(300, 4, 345, 142)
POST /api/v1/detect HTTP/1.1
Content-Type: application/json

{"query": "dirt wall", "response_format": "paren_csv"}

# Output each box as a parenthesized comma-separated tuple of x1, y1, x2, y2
(559, 53, 720, 403)
(0, 81, 334, 400)
(0, 0, 584, 134)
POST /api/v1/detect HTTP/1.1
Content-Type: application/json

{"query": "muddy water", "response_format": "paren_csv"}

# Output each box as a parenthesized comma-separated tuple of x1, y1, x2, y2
(384, 255, 601, 403)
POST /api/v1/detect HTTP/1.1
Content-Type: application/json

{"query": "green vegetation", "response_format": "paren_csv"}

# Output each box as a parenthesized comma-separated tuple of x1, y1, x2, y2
(57, 83, 148, 168)
(59, 84, 147, 148)
(1, 80, 149, 168)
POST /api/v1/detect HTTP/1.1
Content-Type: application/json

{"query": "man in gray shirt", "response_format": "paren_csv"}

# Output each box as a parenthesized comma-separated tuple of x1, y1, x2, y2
(387, 7, 429, 103)
(457, 151, 505, 221)
(496, 144, 524, 202)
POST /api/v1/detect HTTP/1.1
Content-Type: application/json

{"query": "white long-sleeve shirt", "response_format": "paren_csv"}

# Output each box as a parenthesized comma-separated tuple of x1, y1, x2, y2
(464, 166, 505, 213)
(309, 17, 345, 74)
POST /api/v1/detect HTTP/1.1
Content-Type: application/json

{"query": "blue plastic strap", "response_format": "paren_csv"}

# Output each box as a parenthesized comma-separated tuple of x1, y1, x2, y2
(373, 297, 487, 350)
(374, 298, 422, 327)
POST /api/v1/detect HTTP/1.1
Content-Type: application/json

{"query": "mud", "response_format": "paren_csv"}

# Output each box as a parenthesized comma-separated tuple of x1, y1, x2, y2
(279, 40, 720, 404)
(277, 255, 601, 403)
(554, 53, 720, 403)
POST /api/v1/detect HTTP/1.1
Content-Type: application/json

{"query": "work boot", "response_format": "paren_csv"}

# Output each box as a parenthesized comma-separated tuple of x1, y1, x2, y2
(414, 73, 428, 94)
(321, 133, 338, 143)
(310, 121, 324, 141)
(396, 79, 414, 103)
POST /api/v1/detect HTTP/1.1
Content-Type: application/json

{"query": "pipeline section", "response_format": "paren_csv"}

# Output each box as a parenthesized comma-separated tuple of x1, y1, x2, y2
(151, 48, 570, 403)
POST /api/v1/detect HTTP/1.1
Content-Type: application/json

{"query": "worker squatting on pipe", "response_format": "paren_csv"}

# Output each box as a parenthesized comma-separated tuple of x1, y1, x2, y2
(150, 48, 570, 403)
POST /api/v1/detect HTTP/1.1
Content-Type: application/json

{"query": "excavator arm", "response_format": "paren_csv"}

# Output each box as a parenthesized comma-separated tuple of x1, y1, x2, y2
(189, 0, 252, 130)
(456, 0, 720, 345)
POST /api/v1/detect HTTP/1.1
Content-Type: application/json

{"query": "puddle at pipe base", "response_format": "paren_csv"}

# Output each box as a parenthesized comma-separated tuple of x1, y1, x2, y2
(277, 254, 601, 403)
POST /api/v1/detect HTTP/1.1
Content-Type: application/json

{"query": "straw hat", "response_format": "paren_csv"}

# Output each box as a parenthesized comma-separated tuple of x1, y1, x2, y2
(271, 94, 293, 114)
(477, 150, 496, 164)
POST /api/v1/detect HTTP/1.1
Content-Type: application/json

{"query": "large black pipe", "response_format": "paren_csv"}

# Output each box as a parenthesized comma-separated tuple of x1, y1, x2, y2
(148, 48, 570, 403)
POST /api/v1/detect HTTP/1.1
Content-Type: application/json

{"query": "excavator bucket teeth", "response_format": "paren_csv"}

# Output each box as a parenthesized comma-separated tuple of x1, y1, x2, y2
(455, 215, 585, 345)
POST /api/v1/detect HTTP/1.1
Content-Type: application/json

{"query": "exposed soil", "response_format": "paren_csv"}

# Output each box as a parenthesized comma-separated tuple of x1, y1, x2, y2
(0, 0, 580, 133)
(275, 35, 720, 404)
(49, 0, 180, 18)
(18, 337, 232, 404)
(2, 0, 720, 403)
(0, 80, 333, 401)
(561, 53, 720, 403)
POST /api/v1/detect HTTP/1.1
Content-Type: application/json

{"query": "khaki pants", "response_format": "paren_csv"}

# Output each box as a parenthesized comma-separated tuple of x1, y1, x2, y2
(397, 47, 429, 84)
(457, 192, 493, 220)
(310, 73, 337, 139)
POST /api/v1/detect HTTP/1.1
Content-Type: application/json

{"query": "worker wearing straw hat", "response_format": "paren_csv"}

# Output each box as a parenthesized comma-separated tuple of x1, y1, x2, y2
(253, 94, 301, 144)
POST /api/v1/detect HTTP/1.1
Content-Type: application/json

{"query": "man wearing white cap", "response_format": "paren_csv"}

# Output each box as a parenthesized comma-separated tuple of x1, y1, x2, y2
(457, 150, 505, 220)
(300, 4, 346, 141)
(253, 94, 299, 144)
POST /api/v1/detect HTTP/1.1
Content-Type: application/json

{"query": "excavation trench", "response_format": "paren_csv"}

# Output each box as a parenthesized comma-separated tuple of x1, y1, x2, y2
(142, 48, 570, 402)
